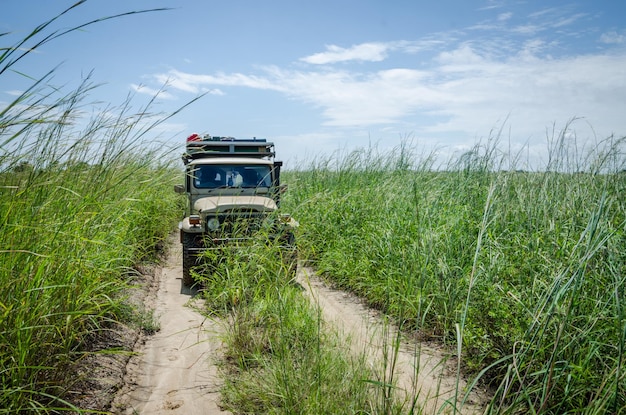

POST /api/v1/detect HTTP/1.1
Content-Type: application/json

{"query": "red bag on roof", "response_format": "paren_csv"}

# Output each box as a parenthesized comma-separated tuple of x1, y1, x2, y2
(186, 133, 201, 142)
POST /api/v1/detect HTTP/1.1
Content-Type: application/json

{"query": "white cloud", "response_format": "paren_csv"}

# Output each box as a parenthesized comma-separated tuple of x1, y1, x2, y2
(144, 14, 626, 169)
(511, 24, 542, 35)
(552, 13, 586, 28)
(155, 70, 281, 93)
(299, 40, 449, 65)
(479, 0, 506, 11)
(206, 88, 225, 96)
(498, 12, 513, 22)
(419, 51, 626, 142)
(528, 7, 561, 19)
(600, 31, 625, 44)
(152, 45, 626, 142)
(507, 7, 586, 36)
(519, 39, 548, 57)
(130, 84, 176, 100)
(301, 42, 390, 64)
(436, 43, 489, 68)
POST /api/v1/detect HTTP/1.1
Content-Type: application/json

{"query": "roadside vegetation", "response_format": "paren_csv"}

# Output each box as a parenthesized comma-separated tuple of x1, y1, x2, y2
(197, 241, 401, 414)
(0, 5, 182, 412)
(279, 133, 626, 414)
(200, 129, 625, 414)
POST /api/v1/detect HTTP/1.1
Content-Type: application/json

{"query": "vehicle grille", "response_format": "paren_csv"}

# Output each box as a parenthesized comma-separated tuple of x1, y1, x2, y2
(209, 209, 267, 238)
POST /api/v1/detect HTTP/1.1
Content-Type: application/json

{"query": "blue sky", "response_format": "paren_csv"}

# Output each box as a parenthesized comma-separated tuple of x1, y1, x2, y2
(2, 0, 625, 168)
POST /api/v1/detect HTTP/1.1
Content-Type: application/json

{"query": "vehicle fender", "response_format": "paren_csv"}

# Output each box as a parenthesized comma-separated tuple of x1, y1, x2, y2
(179, 217, 204, 234)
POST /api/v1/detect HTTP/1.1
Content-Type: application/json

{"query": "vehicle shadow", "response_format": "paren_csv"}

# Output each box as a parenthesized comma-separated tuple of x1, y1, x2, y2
(179, 280, 204, 297)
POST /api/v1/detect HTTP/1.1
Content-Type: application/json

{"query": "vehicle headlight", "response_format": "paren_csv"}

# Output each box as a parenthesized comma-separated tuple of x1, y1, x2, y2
(207, 217, 220, 231)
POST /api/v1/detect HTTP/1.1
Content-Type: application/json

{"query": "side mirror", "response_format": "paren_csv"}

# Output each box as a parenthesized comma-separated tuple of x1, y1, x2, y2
(174, 184, 185, 194)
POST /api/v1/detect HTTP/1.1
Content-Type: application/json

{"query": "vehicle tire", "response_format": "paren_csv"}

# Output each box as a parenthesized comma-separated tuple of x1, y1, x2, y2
(182, 248, 196, 287)
(286, 255, 297, 277)
(182, 230, 200, 287)
(282, 232, 297, 277)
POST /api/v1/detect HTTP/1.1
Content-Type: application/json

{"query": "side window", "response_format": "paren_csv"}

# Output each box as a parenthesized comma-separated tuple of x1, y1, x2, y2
(192, 167, 201, 187)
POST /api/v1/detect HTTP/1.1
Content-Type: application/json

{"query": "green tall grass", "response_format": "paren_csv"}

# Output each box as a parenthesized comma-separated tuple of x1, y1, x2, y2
(282, 133, 626, 414)
(1, 5, 183, 412)
(198, 239, 393, 414)
(0, 95, 183, 412)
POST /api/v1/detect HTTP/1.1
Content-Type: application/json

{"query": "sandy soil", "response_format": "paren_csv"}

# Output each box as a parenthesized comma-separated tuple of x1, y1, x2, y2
(297, 268, 489, 414)
(110, 243, 230, 415)
(108, 240, 489, 414)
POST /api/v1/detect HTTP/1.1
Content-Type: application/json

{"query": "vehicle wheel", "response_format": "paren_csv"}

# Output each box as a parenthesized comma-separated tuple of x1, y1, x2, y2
(182, 248, 196, 287)
(282, 232, 297, 277)
(286, 255, 298, 277)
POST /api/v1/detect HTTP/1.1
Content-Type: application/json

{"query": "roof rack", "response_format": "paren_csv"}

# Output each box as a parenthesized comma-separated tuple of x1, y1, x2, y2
(182, 134, 275, 164)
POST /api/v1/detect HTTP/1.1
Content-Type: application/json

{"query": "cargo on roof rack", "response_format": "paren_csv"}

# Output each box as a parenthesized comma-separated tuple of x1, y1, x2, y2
(182, 134, 275, 164)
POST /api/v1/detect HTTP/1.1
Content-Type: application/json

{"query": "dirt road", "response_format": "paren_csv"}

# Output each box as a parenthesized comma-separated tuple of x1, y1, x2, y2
(111, 243, 230, 415)
(297, 268, 488, 414)
(111, 241, 487, 414)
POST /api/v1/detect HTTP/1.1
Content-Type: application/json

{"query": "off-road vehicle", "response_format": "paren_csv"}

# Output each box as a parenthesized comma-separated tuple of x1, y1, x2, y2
(174, 134, 298, 286)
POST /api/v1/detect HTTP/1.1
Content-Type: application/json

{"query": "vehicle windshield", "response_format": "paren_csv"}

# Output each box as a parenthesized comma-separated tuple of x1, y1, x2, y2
(192, 164, 272, 189)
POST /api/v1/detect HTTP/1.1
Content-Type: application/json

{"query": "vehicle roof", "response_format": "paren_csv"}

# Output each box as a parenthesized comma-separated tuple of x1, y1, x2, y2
(188, 157, 274, 166)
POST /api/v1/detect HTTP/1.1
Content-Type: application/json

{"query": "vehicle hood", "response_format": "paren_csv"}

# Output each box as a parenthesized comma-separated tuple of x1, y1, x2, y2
(194, 195, 277, 214)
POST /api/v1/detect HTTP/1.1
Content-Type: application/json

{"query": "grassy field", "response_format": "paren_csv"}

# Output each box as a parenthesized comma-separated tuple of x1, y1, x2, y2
(197, 241, 392, 414)
(194, 134, 625, 414)
(279, 138, 626, 414)
(3, 7, 625, 414)
(0, 99, 183, 412)
(1, 12, 184, 410)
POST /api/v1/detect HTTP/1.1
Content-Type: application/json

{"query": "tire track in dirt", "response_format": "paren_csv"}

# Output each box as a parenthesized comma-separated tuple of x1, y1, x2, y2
(111, 238, 489, 414)
(111, 240, 230, 415)
(297, 267, 490, 414)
